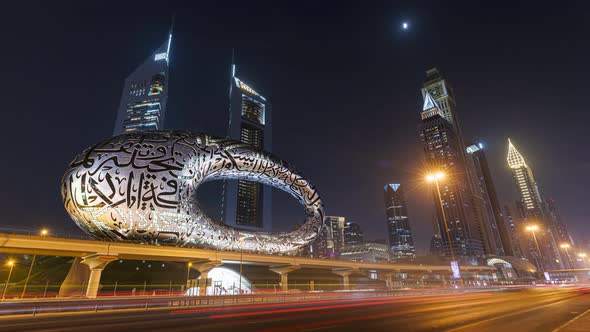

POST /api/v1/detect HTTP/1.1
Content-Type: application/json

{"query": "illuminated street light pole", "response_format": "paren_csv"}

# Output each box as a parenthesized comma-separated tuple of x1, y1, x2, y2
(2, 260, 15, 301)
(186, 262, 192, 291)
(426, 172, 461, 286)
(426, 172, 455, 261)
(21, 229, 49, 298)
(526, 225, 543, 270)
(239, 237, 245, 295)
(560, 243, 572, 269)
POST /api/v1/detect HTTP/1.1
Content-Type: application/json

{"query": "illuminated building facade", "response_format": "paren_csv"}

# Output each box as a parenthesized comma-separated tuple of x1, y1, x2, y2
(222, 64, 272, 231)
(62, 131, 324, 255)
(503, 205, 524, 258)
(113, 30, 172, 135)
(383, 184, 415, 259)
(507, 140, 544, 216)
(546, 198, 574, 268)
(344, 221, 364, 246)
(340, 242, 391, 263)
(310, 216, 346, 258)
(418, 68, 483, 258)
(466, 143, 512, 256)
(546, 198, 572, 245)
(506, 139, 562, 270)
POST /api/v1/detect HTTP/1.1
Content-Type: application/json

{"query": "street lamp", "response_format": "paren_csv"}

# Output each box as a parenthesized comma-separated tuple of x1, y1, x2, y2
(238, 237, 245, 295)
(425, 171, 455, 260)
(2, 260, 15, 301)
(525, 225, 542, 269)
(426, 171, 461, 286)
(560, 243, 572, 269)
(186, 262, 192, 291)
(22, 228, 50, 298)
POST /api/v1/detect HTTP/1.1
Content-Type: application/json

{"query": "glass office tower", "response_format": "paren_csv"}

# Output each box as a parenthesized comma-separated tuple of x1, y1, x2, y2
(113, 30, 172, 135)
(222, 64, 272, 231)
(384, 184, 415, 259)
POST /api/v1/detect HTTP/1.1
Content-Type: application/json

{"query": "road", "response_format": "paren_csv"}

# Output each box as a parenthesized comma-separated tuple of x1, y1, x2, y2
(0, 287, 589, 331)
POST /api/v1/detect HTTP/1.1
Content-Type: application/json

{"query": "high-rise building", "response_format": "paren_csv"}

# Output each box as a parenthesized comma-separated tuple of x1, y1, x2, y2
(222, 63, 272, 231)
(506, 139, 562, 271)
(113, 27, 172, 135)
(429, 208, 444, 256)
(466, 143, 513, 256)
(546, 198, 572, 245)
(418, 68, 483, 258)
(506, 140, 545, 217)
(503, 205, 524, 258)
(383, 184, 415, 259)
(344, 222, 364, 246)
(311, 216, 346, 258)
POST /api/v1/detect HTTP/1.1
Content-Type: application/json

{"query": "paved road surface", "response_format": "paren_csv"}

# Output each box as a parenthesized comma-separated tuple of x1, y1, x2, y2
(0, 287, 589, 331)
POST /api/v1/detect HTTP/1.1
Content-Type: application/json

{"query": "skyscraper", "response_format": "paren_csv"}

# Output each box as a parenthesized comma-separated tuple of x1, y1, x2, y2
(222, 62, 272, 231)
(506, 140, 545, 217)
(113, 26, 172, 135)
(383, 184, 415, 259)
(466, 142, 513, 256)
(344, 221, 364, 246)
(546, 198, 572, 245)
(311, 216, 346, 258)
(506, 139, 562, 270)
(503, 205, 524, 258)
(418, 68, 483, 258)
(546, 198, 574, 268)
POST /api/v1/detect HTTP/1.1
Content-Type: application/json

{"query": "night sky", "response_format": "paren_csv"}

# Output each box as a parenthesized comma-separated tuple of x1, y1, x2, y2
(2, 1, 589, 254)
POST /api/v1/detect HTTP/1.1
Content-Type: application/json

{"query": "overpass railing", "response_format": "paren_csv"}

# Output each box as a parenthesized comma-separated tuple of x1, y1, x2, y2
(0, 288, 508, 317)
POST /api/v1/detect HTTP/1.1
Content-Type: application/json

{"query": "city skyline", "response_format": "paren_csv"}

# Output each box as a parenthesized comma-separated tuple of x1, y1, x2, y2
(1, 1, 589, 256)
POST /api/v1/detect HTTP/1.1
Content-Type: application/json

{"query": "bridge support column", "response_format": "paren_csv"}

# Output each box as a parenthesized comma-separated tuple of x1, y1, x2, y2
(191, 260, 222, 296)
(80, 255, 118, 298)
(332, 269, 356, 291)
(269, 265, 300, 291)
(379, 271, 396, 290)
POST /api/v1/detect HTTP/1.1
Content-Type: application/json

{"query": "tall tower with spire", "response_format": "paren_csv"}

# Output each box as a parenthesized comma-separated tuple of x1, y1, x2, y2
(418, 68, 484, 258)
(507, 139, 562, 270)
(507, 139, 545, 216)
(113, 21, 173, 135)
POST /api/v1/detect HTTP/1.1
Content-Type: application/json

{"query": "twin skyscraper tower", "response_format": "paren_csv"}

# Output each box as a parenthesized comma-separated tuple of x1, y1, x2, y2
(112, 25, 273, 233)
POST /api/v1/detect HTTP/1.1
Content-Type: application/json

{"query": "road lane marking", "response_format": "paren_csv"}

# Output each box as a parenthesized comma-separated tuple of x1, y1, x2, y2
(552, 308, 590, 332)
(445, 295, 581, 331)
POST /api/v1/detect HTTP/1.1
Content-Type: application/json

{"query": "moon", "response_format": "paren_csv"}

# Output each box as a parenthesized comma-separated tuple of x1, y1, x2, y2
(402, 21, 409, 30)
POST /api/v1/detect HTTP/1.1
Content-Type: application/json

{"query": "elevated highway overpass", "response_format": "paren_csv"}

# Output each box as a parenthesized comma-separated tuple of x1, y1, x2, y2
(0, 233, 495, 298)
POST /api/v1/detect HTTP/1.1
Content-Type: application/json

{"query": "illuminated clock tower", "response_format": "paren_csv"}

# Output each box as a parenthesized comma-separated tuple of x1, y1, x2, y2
(418, 68, 485, 258)
(421, 68, 459, 130)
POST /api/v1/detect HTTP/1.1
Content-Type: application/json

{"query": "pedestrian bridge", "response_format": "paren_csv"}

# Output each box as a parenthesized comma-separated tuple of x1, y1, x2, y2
(0, 233, 495, 298)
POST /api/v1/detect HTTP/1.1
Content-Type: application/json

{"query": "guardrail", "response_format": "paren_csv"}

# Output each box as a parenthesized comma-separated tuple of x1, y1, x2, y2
(0, 288, 508, 317)
(0, 228, 93, 240)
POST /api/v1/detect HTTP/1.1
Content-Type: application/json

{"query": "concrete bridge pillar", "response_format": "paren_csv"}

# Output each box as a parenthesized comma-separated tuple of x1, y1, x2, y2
(80, 254, 118, 298)
(379, 271, 397, 290)
(332, 269, 356, 291)
(269, 265, 301, 291)
(191, 260, 222, 296)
